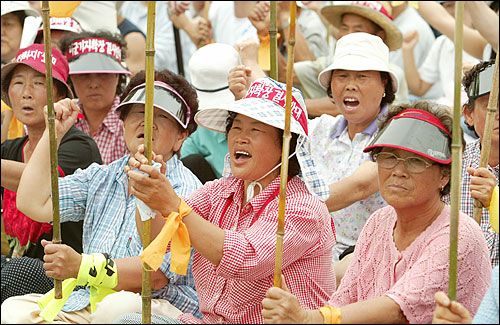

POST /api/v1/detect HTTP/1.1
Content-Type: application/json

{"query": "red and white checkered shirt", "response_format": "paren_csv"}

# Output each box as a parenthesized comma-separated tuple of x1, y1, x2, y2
(74, 96, 127, 165)
(181, 176, 336, 324)
(444, 139, 499, 267)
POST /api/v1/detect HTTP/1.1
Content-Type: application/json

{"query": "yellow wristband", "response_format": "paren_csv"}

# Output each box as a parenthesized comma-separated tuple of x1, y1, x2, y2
(319, 305, 341, 324)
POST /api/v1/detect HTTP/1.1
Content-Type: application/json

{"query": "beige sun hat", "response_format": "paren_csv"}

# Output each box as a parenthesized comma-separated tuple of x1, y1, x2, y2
(321, 1, 402, 51)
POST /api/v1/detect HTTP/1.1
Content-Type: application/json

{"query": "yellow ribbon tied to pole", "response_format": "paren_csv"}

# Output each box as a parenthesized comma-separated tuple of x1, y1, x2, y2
(140, 199, 192, 275)
(37, 253, 118, 322)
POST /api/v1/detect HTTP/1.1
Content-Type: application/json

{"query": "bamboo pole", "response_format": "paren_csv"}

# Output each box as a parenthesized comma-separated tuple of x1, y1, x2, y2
(41, 1, 62, 300)
(269, 1, 278, 81)
(273, 1, 296, 288)
(448, 0, 464, 302)
(141, 2, 156, 323)
(472, 51, 499, 224)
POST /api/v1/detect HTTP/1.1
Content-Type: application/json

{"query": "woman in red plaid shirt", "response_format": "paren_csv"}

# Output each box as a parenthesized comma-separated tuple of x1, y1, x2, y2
(119, 77, 336, 324)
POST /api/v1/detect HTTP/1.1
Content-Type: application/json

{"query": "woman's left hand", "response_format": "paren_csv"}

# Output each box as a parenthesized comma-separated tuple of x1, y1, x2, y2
(261, 276, 308, 323)
(125, 144, 180, 216)
(467, 167, 497, 208)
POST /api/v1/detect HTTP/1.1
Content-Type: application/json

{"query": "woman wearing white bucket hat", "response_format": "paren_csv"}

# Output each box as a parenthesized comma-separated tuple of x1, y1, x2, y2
(308, 32, 398, 272)
(117, 77, 335, 324)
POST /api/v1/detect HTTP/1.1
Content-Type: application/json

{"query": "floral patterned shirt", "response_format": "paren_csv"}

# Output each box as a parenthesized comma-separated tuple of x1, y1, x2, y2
(308, 106, 388, 261)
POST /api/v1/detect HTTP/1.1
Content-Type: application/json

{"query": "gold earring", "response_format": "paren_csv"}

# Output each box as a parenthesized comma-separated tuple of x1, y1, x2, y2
(441, 185, 444, 192)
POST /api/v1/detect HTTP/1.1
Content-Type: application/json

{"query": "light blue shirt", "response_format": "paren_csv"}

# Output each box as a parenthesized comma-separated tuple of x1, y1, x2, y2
(58, 155, 202, 317)
(473, 265, 499, 324)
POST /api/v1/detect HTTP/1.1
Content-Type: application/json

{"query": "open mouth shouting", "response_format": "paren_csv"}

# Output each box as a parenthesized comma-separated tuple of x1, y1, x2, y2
(343, 97, 360, 111)
(233, 150, 252, 164)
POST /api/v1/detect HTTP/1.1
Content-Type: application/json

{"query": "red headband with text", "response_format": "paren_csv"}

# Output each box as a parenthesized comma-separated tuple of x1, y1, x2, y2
(243, 81, 308, 135)
(67, 38, 122, 62)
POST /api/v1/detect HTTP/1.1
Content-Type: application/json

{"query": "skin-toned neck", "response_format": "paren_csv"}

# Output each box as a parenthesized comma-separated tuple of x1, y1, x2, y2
(83, 105, 112, 135)
(23, 126, 46, 162)
(393, 195, 445, 252)
(346, 106, 382, 141)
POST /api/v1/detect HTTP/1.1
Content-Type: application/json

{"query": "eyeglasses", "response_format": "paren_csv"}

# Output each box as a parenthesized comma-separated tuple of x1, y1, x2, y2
(374, 152, 434, 173)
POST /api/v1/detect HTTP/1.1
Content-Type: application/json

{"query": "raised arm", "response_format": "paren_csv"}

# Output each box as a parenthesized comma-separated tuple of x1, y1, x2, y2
(16, 99, 80, 222)
(402, 30, 432, 97)
(416, 1, 488, 60)
(465, 1, 498, 51)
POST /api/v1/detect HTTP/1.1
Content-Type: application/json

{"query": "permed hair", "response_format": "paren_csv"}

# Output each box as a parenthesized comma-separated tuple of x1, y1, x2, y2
(462, 59, 495, 135)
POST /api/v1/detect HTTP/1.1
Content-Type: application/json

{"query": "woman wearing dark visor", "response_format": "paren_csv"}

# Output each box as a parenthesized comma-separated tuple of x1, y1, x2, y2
(3, 70, 203, 323)
(261, 101, 491, 324)
(443, 59, 499, 268)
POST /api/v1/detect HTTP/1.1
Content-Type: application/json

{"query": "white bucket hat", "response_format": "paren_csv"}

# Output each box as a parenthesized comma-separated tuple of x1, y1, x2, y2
(188, 43, 241, 110)
(318, 32, 398, 92)
(1, 1, 40, 17)
(195, 77, 330, 201)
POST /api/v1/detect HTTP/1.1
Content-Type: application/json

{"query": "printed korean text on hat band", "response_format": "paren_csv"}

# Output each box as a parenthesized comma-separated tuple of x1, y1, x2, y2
(349, 1, 393, 19)
(67, 38, 122, 62)
(243, 81, 308, 135)
(16, 49, 57, 65)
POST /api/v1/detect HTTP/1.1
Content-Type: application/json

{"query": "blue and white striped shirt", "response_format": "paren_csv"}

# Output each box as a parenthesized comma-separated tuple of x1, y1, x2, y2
(57, 154, 202, 317)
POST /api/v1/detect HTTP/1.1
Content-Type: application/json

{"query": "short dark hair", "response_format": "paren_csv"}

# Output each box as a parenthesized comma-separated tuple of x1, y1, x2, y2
(326, 71, 395, 107)
(225, 112, 301, 177)
(369, 101, 462, 197)
(58, 30, 129, 96)
(119, 69, 199, 137)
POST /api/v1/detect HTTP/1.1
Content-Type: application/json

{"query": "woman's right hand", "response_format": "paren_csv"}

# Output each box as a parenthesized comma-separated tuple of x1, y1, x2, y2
(45, 98, 80, 142)
(228, 65, 252, 100)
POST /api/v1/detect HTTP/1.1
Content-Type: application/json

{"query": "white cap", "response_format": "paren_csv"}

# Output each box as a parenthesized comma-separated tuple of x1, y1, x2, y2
(188, 43, 241, 110)
(318, 32, 398, 92)
(1, 1, 39, 17)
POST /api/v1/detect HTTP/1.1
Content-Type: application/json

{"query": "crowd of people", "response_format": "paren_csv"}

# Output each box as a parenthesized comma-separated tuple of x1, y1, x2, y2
(1, 1, 498, 324)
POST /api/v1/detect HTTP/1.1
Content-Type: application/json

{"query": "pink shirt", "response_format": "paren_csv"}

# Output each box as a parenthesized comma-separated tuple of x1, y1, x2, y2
(330, 204, 492, 324)
(182, 176, 336, 324)
(75, 96, 127, 165)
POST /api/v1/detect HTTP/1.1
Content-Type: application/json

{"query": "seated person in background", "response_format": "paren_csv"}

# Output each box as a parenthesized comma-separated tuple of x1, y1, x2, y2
(114, 77, 336, 324)
(180, 43, 241, 183)
(443, 59, 499, 267)
(1, 1, 39, 65)
(33, 16, 83, 51)
(1, 69, 202, 324)
(262, 101, 492, 324)
(58, 30, 132, 164)
(1, 44, 102, 302)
